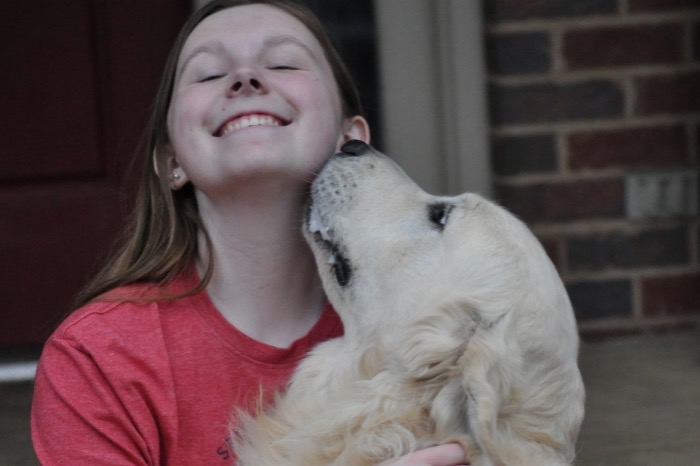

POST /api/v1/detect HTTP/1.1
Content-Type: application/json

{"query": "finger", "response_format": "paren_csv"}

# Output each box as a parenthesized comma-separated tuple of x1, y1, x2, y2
(404, 443, 468, 466)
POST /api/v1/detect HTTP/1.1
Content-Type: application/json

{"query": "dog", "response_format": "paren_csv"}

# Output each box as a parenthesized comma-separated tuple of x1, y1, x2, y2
(233, 140, 585, 466)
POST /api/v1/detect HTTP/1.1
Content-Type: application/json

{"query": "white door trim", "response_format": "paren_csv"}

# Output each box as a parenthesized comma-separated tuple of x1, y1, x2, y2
(374, 0, 491, 196)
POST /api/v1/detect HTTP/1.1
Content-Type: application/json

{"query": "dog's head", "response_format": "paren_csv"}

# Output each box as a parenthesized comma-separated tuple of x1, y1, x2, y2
(304, 141, 575, 347)
(303, 141, 584, 461)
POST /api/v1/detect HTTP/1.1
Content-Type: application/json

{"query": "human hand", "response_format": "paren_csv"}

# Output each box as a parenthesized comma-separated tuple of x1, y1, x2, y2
(385, 443, 469, 466)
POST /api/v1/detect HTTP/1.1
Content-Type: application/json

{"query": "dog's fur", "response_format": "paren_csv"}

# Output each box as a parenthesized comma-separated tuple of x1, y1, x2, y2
(233, 141, 585, 466)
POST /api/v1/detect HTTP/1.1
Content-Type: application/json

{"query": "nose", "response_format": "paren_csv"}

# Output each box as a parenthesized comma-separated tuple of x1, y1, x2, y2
(338, 139, 370, 156)
(228, 69, 267, 96)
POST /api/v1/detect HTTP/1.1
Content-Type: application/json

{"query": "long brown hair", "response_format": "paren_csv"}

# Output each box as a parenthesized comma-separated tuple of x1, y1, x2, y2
(73, 0, 364, 308)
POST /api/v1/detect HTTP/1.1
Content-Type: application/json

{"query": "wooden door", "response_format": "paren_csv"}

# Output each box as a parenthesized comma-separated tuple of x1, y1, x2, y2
(0, 1, 189, 348)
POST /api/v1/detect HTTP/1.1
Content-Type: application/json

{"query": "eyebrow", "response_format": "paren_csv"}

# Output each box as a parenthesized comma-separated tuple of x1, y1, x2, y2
(177, 42, 226, 76)
(177, 34, 319, 76)
(263, 34, 319, 62)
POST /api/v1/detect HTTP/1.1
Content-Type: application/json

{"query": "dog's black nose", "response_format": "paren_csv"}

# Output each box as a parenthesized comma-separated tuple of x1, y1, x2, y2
(339, 139, 370, 156)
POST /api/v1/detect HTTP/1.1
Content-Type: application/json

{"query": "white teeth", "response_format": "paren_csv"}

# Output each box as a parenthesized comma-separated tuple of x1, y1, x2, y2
(218, 114, 281, 136)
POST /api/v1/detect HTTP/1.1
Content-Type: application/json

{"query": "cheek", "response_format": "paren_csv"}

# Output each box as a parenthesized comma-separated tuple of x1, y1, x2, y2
(167, 99, 203, 149)
(310, 90, 345, 148)
(169, 84, 213, 127)
(287, 73, 344, 128)
(314, 81, 344, 129)
(294, 84, 345, 169)
(169, 100, 193, 132)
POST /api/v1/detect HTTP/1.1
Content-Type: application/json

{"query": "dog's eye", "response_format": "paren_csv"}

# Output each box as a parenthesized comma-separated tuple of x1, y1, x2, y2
(428, 203, 453, 229)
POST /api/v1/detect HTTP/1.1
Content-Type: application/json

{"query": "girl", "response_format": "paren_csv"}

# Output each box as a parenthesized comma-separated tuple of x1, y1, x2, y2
(31, 1, 468, 465)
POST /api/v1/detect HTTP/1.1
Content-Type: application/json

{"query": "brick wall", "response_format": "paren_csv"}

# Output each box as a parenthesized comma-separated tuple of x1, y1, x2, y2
(484, 0, 700, 337)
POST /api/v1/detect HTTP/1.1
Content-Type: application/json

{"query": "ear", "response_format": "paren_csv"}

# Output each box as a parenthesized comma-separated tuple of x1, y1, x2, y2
(337, 115, 370, 149)
(395, 301, 481, 382)
(153, 145, 189, 190)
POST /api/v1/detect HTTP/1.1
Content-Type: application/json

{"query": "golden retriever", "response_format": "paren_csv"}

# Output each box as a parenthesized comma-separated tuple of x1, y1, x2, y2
(233, 140, 585, 466)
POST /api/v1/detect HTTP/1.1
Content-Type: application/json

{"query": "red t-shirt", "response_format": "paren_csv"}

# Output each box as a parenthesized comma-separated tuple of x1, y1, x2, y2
(31, 271, 343, 465)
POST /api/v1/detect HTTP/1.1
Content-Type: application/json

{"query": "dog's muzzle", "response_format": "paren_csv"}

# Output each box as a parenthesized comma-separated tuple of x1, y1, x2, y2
(305, 144, 367, 288)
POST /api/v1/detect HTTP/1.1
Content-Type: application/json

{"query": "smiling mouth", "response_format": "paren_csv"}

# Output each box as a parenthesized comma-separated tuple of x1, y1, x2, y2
(214, 113, 288, 137)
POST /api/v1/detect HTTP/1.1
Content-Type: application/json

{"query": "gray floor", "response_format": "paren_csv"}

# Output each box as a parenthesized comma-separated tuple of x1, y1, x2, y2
(2, 330, 699, 465)
(0, 381, 37, 466)
(575, 329, 700, 465)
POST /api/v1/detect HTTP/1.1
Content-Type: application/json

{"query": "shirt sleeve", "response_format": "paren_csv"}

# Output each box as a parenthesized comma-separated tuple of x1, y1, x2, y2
(31, 319, 172, 466)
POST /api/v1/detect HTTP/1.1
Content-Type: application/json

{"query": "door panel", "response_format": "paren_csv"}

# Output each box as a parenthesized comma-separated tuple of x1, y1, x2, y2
(1, 0, 102, 181)
(0, 1, 189, 347)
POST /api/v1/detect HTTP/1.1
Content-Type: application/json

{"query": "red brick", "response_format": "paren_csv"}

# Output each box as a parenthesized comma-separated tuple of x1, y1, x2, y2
(629, 0, 700, 12)
(496, 178, 624, 222)
(697, 222, 700, 263)
(490, 80, 623, 125)
(642, 272, 700, 316)
(636, 72, 700, 116)
(487, 32, 552, 76)
(486, 0, 616, 22)
(568, 125, 689, 170)
(564, 24, 684, 70)
(568, 228, 689, 271)
(539, 237, 562, 271)
(566, 279, 633, 321)
(492, 134, 558, 175)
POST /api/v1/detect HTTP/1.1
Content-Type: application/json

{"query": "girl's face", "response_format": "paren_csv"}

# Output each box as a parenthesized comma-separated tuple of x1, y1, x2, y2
(165, 4, 367, 196)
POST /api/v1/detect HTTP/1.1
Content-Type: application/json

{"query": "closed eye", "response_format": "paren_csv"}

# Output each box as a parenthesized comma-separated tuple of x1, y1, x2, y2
(199, 74, 224, 83)
(428, 203, 454, 230)
(270, 65, 299, 70)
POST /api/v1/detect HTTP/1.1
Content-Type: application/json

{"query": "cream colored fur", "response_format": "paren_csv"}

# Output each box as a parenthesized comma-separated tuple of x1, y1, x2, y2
(233, 142, 585, 466)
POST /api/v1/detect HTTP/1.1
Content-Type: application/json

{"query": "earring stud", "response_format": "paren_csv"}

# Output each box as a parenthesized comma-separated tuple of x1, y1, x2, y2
(170, 173, 181, 181)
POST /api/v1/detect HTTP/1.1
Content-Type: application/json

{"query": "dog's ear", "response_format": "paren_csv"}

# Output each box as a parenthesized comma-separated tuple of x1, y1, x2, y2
(394, 301, 481, 383)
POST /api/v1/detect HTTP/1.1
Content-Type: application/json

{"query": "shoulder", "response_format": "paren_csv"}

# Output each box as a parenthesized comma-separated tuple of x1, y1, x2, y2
(47, 278, 210, 371)
(54, 284, 164, 345)
(55, 271, 202, 341)
(39, 282, 193, 395)
(33, 283, 187, 465)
